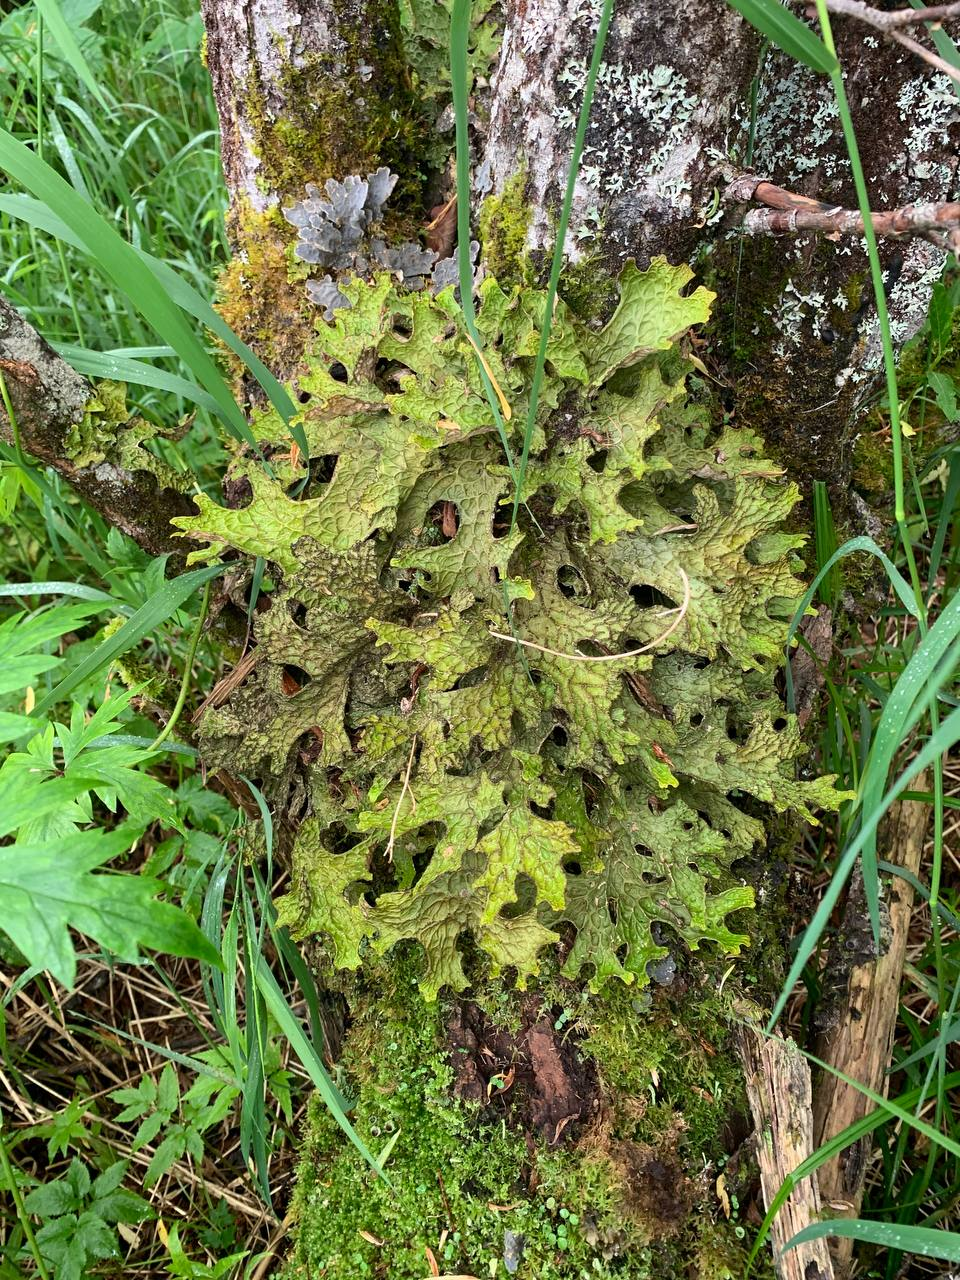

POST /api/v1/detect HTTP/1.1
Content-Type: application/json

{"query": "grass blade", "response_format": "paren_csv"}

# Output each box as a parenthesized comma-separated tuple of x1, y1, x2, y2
(253, 957, 389, 1184)
(31, 562, 223, 717)
(726, 0, 837, 72)
(784, 1219, 960, 1263)
(33, 0, 107, 108)
(449, 0, 516, 481)
(508, 0, 615, 534)
(0, 190, 306, 456)
(0, 134, 259, 451)
(768, 697, 960, 1030)
(812, 480, 839, 606)
(54, 343, 220, 416)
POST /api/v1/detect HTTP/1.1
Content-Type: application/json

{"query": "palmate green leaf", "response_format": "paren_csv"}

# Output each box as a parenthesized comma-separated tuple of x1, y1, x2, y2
(0, 599, 105, 702)
(725, 0, 839, 73)
(0, 824, 221, 987)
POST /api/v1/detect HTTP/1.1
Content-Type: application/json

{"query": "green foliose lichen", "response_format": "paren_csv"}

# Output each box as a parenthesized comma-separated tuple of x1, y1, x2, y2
(65, 381, 189, 491)
(176, 258, 851, 1002)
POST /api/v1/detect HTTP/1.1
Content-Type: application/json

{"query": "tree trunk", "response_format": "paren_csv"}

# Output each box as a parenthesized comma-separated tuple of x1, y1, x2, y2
(193, 3, 956, 1276)
(481, 0, 958, 493)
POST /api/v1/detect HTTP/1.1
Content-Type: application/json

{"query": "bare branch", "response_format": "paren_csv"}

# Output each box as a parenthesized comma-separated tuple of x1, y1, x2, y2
(0, 294, 197, 557)
(795, 0, 960, 85)
(815, 0, 960, 28)
(887, 25, 960, 82)
(725, 175, 960, 252)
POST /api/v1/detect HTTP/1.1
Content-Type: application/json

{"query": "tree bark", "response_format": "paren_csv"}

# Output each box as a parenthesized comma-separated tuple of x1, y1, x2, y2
(0, 295, 195, 557)
(480, 1, 959, 492)
(812, 783, 932, 1277)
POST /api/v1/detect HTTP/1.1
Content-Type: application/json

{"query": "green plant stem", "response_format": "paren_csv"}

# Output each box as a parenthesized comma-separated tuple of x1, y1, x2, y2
(0, 365, 28, 468)
(0, 1118, 51, 1280)
(449, 0, 517, 484)
(508, 0, 615, 534)
(34, 9, 43, 163)
(811, 2, 921, 599)
(152, 579, 211, 749)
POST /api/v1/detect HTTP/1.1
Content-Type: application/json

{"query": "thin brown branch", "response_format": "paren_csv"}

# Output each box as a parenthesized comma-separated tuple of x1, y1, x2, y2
(795, 0, 960, 85)
(816, 0, 960, 29)
(0, 293, 196, 557)
(725, 175, 960, 253)
(887, 24, 960, 82)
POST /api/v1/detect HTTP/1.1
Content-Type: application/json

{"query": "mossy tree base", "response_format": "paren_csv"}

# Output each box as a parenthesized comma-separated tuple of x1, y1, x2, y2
(282, 966, 776, 1280)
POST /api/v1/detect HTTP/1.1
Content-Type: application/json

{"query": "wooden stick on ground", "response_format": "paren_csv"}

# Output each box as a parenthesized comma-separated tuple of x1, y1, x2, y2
(811, 780, 932, 1276)
(737, 1025, 836, 1280)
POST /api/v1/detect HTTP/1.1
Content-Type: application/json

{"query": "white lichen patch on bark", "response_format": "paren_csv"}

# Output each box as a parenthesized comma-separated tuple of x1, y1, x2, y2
(482, 0, 756, 261)
(746, 43, 958, 372)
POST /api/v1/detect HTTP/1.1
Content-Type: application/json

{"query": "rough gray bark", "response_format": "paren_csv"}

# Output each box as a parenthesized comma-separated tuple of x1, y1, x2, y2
(199, 0, 415, 212)
(0, 295, 195, 557)
(481, 0, 757, 263)
(480, 1, 960, 487)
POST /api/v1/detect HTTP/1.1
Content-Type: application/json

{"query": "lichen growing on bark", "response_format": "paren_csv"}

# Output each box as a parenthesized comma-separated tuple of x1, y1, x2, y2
(215, 205, 317, 381)
(178, 259, 849, 1001)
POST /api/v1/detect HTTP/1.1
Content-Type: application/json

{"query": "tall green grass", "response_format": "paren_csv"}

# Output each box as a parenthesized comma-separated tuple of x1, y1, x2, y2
(0, 0, 225, 466)
(732, 0, 960, 1268)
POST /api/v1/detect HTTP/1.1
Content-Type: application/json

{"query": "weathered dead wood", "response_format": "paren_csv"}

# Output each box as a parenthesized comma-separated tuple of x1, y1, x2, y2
(737, 1025, 835, 1280)
(811, 779, 932, 1275)
(0, 294, 195, 556)
(727, 176, 960, 253)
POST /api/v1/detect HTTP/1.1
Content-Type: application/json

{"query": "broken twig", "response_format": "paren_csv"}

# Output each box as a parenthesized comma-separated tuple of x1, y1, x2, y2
(726, 175, 960, 253)
(797, 0, 960, 84)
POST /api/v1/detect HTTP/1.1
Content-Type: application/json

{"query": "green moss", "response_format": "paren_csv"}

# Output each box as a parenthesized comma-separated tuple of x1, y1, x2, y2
(242, 2, 430, 212)
(851, 423, 895, 496)
(64, 380, 129, 468)
(284, 980, 631, 1280)
(479, 172, 532, 286)
(284, 970, 772, 1280)
(216, 204, 316, 381)
(101, 616, 170, 704)
(558, 255, 620, 324)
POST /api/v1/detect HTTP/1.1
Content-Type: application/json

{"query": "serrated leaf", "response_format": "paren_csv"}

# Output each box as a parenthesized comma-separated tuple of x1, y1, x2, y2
(0, 826, 221, 987)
